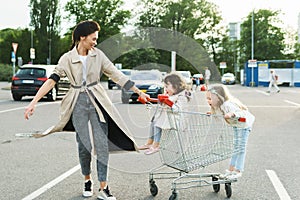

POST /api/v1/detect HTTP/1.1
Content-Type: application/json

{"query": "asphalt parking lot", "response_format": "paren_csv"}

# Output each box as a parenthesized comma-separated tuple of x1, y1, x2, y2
(0, 82, 300, 200)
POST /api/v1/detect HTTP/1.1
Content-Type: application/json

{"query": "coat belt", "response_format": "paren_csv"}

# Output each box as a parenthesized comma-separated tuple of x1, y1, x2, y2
(70, 81, 99, 89)
(70, 81, 105, 122)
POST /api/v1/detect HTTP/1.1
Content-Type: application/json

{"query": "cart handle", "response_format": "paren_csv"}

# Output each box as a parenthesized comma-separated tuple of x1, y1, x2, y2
(238, 117, 246, 122)
(138, 96, 158, 104)
(138, 94, 170, 104)
(206, 111, 246, 122)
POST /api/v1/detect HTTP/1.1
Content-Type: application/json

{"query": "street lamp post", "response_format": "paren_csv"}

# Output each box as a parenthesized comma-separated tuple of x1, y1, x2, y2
(250, 10, 255, 87)
(31, 30, 34, 64)
(48, 38, 51, 64)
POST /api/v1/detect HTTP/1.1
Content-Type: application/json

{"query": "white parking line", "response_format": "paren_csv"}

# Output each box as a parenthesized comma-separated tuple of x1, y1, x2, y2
(22, 165, 80, 200)
(284, 100, 300, 107)
(266, 170, 291, 200)
(0, 102, 59, 114)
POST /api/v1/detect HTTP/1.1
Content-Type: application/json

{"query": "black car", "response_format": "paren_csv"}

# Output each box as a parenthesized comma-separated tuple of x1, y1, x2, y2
(121, 70, 164, 104)
(108, 69, 132, 89)
(11, 64, 70, 101)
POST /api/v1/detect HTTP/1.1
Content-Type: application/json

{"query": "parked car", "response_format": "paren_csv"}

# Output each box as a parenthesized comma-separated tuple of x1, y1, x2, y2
(121, 70, 164, 104)
(192, 73, 204, 85)
(221, 73, 236, 85)
(108, 69, 132, 89)
(11, 64, 70, 101)
(176, 71, 193, 89)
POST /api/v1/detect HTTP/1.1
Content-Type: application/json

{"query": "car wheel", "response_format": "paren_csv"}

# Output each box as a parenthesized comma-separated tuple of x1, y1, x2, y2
(12, 93, 22, 101)
(47, 87, 57, 101)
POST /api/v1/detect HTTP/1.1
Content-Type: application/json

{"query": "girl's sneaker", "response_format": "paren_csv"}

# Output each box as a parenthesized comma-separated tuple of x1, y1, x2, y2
(83, 180, 93, 197)
(228, 171, 242, 179)
(138, 144, 151, 150)
(219, 170, 233, 179)
(97, 186, 116, 200)
(144, 146, 159, 155)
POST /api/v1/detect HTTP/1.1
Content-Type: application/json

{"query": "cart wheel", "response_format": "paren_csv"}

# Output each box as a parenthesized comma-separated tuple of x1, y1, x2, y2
(225, 183, 232, 198)
(149, 182, 158, 196)
(169, 191, 177, 200)
(212, 177, 220, 193)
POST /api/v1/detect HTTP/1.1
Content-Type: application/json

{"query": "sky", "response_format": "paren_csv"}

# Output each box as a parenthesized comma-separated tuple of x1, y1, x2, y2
(0, 0, 299, 32)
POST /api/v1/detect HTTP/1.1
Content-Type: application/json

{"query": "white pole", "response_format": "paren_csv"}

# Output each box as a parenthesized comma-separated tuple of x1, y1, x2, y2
(171, 51, 176, 71)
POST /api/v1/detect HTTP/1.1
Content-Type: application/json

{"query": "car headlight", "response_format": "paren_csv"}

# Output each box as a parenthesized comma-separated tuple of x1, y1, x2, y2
(148, 84, 160, 90)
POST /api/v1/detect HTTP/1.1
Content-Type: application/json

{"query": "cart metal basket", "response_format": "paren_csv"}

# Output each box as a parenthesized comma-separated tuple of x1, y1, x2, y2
(148, 110, 243, 199)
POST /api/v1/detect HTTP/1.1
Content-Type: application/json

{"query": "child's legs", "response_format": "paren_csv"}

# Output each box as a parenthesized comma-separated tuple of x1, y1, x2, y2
(145, 121, 156, 145)
(153, 126, 162, 146)
(229, 129, 239, 170)
(230, 128, 250, 172)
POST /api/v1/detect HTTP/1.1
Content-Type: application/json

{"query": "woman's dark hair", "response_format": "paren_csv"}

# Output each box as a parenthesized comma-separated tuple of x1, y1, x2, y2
(70, 20, 100, 50)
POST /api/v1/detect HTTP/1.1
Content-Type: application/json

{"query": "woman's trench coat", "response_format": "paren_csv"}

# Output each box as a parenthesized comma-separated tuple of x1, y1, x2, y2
(35, 47, 138, 152)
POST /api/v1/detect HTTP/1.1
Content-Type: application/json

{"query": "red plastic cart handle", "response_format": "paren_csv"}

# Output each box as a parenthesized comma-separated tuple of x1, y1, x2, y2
(164, 98, 174, 107)
(238, 117, 246, 122)
(138, 96, 158, 104)
(158, 94, 169, 102)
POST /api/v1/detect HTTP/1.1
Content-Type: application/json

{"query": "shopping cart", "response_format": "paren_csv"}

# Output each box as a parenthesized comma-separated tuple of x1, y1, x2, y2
(147, 109, 243, 200)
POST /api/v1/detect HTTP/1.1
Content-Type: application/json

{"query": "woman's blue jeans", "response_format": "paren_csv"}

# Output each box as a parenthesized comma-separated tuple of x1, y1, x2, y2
(230, 127, 251, 172)
(72, 92, 109, 182)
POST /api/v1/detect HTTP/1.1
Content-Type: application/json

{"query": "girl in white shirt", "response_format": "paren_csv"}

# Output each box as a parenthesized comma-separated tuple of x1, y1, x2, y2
(206, 84, 255, 179)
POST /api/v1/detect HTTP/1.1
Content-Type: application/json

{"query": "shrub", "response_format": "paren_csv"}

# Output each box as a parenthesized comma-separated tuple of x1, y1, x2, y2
(0, 63, 16, 82)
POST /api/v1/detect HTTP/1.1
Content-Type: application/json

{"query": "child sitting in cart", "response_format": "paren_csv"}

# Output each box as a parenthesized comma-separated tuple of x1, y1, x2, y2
(205, 84, 255, 179)
(138, 72, 191, 155)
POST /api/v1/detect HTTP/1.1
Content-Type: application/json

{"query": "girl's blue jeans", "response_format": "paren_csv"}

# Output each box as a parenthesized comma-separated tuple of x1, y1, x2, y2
(230, 127, 251, 172)
(149, 121, 162, 143)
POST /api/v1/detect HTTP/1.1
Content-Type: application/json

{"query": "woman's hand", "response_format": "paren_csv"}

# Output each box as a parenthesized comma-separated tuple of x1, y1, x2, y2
(24, 102, 36, 120)
(138, 91, 150, 102)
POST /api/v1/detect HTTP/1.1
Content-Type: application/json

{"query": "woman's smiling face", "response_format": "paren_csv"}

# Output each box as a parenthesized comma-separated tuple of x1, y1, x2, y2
(80, 31, 98, 50)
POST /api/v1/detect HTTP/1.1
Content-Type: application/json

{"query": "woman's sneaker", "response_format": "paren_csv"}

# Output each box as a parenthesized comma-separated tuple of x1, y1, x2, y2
(97, 186, 116, 200)
(83, 180, 93, 197)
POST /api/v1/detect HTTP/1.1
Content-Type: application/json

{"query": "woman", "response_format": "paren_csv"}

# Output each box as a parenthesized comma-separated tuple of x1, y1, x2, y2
(24, 20, 148, 200)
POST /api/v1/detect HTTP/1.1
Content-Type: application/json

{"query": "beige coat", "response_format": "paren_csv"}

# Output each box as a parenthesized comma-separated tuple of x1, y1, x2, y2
(36, 47, 138, 152)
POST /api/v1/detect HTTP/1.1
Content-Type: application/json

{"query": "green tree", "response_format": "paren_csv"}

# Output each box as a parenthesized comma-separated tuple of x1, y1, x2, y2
(65, 0, 130, 43)
(215, 35, 238, 74)
(30, 0, 61, 64)
(0, 28, 32, 65)
(136, 0, 223, 79)
(239, 9, 285, 63)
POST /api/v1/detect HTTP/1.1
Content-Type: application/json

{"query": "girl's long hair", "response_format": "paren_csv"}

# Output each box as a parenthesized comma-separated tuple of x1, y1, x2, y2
(70, 20, 100, 50)
(207, 84, 248, 114)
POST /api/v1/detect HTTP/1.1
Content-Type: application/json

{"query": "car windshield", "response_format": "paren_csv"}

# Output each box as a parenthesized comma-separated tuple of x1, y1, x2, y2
(223, 74, 234, 78)
(131, 72, 160, 81)
(16, 68, 46, 77)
